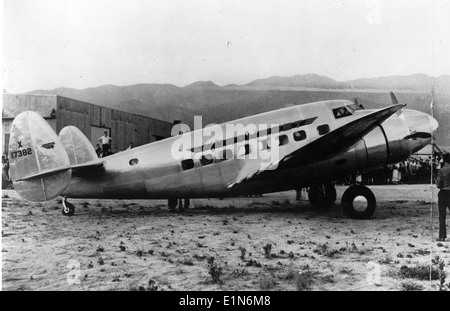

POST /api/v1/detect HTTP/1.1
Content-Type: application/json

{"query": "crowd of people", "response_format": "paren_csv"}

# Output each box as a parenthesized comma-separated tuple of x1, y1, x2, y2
(359, 155, 445, 185)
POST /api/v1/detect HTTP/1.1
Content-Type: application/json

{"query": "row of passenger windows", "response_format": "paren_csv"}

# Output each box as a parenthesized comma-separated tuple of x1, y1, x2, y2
(180, 124, 330, 170)
(189, 116, 317, 153)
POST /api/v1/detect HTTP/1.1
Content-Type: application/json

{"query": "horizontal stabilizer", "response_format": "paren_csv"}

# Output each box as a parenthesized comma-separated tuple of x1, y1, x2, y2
(17, 166, 70, 181)
(8, 111, 72, 202)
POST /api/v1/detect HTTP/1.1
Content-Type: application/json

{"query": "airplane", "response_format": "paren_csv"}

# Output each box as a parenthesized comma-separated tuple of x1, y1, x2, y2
(7, 92, 438, 219)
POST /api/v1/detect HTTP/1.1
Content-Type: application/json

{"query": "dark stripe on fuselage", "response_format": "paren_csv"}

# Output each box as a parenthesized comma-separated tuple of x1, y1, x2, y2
(188, 116, 317, 153)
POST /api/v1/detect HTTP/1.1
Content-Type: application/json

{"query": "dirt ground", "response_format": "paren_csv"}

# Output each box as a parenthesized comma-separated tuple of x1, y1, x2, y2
(2, 185, 449, 291)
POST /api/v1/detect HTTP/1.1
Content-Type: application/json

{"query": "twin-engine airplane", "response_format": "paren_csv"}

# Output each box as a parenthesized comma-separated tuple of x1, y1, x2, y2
(8, 93, 438, 219)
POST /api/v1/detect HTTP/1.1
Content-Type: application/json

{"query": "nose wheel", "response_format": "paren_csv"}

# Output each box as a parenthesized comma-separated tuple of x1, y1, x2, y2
(341, 185, 376, 219)
(62, 198, 75, 216)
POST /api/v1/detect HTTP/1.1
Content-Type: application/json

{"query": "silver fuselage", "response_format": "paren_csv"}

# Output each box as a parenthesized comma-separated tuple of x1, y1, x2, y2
(62, 100, 437, 199)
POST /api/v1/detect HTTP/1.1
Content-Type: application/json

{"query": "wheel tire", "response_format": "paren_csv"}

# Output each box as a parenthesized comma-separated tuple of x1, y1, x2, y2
(62, 201, 75, 216)
(308, 183, 337, 209)
(341, 185, 376, 219)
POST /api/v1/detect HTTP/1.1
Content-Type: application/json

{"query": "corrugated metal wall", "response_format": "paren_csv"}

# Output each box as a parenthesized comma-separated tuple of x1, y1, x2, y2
(56, 96, 172, 152)
(2, 94, 58, 134)
(2, 94, 172, 153)
(2, 94, 58, 152)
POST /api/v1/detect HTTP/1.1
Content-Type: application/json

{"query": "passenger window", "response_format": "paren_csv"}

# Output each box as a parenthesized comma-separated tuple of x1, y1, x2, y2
(317, 124, 330, 135)
(238, 144, 251, 156)
(277, 135, 289, 146)
(181, 159, 195, 170)
(220, 149, 233, 161)
(200, 154, 214, 166)
(293, 130, 306, 141)
(129, 158, 139, 166)
(260, 139, 270, 150)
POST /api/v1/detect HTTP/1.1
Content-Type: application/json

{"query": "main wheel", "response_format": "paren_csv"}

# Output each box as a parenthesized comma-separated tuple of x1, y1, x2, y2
(308, 183, 337, 209)
(62, 199, 75, 216)
(341, 185, 376, 219)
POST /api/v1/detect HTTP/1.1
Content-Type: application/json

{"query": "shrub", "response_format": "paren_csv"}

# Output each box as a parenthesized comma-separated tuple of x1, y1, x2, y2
(259, 275, 276, 290)
(207, 256, 223, 284)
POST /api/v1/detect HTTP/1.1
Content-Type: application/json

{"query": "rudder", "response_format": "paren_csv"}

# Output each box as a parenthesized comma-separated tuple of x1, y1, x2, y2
(59, 126, 99, 166)
(8, 111, 71, 202)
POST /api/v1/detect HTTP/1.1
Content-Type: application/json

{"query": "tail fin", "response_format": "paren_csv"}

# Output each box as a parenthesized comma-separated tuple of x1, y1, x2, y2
(59, 126, 98, 166)
(8, 111, 71, 202)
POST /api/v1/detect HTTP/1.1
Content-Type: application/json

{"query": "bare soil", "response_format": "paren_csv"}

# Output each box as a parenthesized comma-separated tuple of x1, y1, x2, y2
(2, 185, 449, 291)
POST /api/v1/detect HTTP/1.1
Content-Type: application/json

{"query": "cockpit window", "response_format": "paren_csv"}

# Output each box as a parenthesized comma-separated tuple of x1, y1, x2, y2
(332, 107, 353, 119)
(346, 103, 363, 112)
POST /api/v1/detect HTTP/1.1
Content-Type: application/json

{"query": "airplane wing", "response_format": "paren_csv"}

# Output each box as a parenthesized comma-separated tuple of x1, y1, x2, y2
(228, 104, 405, 188)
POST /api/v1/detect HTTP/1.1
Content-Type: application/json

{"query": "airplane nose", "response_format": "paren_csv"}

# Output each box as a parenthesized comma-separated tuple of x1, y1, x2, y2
(429, 115, 439, 133)
(402, 109, 439, 139)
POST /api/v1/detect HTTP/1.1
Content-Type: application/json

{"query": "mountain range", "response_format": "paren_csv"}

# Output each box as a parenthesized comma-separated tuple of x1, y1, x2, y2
(23, 73, 450, 146)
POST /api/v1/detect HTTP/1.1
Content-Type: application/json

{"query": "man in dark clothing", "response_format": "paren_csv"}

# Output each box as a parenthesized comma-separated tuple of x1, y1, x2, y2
(436, 153, 450, 241)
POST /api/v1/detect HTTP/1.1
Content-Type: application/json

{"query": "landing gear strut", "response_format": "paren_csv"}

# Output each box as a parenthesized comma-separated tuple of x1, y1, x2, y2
(168, 198, 178, 211)
(62, 197, 75, 216)
(341, 185, 376, 219)
(308, 183, 337, 209)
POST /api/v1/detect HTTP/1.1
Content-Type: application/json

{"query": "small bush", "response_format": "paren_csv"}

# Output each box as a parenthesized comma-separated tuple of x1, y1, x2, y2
(179, 258, 194, 266)
(295, 271, 316, 291)
(207, 257, 223, 284)
(259, 275, 276, 290)
(232, 269, 249, 277)
(239, 247, 246, 261)
(147, 279, 159, 291)
(379, 255, 392, 264)
(400, 281, 423, 291)
(263, 244, 272, 258)
(245, 259, 262, 267)
(432, 256, 450, 291)
(398, 265, 439, 281)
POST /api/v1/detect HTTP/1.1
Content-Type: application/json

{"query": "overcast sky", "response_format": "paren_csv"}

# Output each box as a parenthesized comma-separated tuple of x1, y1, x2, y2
(2, 0, 450, 93)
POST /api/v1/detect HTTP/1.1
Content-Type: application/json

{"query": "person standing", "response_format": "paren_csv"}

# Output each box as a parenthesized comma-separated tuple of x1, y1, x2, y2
(95, 144, 102, 157)
(2, 153, 11, 189)
(436, 154, 450, 242)
(99, 131, 112, 157)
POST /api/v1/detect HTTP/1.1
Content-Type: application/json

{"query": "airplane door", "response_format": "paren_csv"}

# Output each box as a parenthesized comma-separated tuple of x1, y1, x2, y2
(91, 125, 111, 149)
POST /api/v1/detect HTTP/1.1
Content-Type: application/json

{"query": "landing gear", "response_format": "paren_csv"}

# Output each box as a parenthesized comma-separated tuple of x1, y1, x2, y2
(308, 183, 337, 209)
(341, 185, 376, 219)
(168, 198, 178, 211)
(62, 197, 75, 216)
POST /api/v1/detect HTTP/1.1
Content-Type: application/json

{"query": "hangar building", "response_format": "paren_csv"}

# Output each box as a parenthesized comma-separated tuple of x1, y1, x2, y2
(2, 94, 173, 154)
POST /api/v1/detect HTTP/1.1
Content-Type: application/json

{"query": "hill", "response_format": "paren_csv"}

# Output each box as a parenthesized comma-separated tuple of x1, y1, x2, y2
(23, 73, 450, 146)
